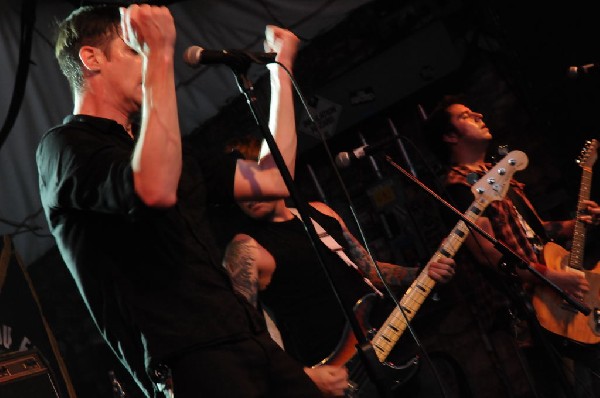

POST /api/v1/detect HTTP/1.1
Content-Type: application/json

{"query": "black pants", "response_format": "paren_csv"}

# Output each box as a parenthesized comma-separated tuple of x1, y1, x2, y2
(522, 330, 600, 398)
(169, 331, 323, 398)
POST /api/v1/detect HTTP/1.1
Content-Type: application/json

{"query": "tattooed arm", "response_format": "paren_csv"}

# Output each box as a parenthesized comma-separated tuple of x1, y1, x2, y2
(342, 230, 418, 288)
(309, 202, 455, 288)
(223, 234, 261, 308)
(308, 202, 415, 288)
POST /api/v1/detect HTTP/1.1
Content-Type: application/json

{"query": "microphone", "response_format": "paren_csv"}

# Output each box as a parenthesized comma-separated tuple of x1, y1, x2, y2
(335, 137, 397, 168)
(183, 46, 277, 70)
(568, 63, 599, 78)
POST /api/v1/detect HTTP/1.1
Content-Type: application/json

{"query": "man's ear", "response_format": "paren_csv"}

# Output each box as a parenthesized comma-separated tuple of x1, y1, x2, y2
(79, 45, 103, 72)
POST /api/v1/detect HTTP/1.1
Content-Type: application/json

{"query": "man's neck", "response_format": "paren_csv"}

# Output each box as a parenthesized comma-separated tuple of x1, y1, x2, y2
(74, 94, 134, 138)
(450, 141, 488, 167)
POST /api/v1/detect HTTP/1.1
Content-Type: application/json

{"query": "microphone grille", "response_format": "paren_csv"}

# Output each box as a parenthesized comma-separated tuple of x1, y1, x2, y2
(183, 46, 204, 66)
(567, 65, 578, 79)
(335, 152, 351, 168)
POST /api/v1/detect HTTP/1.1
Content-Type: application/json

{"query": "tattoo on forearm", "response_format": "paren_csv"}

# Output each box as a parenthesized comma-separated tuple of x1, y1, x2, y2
(376, 263, 413, 287)
(343, 230, 373, 272)
(224, 239, 259, 308)
(342, 231, 410, 287)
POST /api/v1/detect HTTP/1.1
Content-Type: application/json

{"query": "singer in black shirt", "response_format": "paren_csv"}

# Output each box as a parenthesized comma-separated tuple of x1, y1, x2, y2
(36, 4, 320, 398)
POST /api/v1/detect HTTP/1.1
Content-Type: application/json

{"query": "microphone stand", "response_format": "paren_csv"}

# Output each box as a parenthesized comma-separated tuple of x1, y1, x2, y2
(230, 66, 392, 398)
(384, 154, 587, 397)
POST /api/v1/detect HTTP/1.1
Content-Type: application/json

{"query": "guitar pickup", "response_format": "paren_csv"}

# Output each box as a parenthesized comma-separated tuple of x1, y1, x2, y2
(594, 308, 600, 333)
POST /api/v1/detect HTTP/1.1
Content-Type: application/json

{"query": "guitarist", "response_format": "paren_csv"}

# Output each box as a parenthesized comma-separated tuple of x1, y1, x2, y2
(221, 137, 456, 397)
(424, 95, 600, 398)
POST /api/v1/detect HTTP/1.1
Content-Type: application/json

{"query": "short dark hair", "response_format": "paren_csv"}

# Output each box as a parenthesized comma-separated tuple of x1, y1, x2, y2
(55, 5, 121, 95)
(423, 94, 465, 164)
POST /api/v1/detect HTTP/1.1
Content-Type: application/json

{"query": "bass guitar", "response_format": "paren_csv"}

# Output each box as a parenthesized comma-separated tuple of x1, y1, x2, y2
(533, 139, 600, 344)
(313, 151, 529, 397)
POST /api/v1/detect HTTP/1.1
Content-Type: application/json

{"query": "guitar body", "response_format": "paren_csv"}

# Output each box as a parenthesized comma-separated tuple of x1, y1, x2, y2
(532, 242, 600, 344)
(314, 294, 420, 397)
(532, 140, 599, 344)
(316, 294, 376, 367)
(344, 352, 419, 398)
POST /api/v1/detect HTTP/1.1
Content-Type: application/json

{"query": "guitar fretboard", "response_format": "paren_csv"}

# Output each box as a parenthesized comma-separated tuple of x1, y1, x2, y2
(570, 167, 593, 270)
(371, 199, 487, 361)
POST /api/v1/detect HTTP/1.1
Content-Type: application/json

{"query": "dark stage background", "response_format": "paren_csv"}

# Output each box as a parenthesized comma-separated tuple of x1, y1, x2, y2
(1, 1, 599, 397)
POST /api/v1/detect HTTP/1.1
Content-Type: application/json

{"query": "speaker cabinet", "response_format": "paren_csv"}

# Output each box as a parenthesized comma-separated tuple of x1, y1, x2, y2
(0, 349, 60, 398)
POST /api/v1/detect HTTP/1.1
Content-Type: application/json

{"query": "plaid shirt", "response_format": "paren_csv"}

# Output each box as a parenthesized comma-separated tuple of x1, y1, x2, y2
(442, 164, 547, 334)
(447, 164, 545, 264)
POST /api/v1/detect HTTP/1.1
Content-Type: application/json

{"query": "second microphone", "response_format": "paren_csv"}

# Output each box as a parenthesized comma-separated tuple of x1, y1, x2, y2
(335, 136, 398, 168)
(183, 46, 277, 70)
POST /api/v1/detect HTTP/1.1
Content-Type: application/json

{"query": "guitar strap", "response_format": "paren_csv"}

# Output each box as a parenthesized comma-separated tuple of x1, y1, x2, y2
(506, 188, 550, 244)
(288, 208, 383, 297)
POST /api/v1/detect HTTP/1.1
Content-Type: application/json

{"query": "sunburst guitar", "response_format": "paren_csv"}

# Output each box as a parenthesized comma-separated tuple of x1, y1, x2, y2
(532, 139, 600, 344)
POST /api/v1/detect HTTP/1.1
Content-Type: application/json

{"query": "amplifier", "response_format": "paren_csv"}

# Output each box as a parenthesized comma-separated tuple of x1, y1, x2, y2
(0, 349, 60, 398)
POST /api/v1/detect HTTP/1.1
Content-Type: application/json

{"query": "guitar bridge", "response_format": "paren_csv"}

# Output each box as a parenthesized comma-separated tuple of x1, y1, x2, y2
(594, 308, 600, 334)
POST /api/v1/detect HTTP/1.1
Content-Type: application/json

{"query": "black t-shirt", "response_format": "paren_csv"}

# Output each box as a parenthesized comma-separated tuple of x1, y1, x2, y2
(242, 206, 373, 365)
(36, 115, 265, 368)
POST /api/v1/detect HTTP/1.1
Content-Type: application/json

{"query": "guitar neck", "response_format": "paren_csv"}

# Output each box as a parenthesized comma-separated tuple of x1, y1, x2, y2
(569, 167, 593, 269)
(370, 199, 486, 361)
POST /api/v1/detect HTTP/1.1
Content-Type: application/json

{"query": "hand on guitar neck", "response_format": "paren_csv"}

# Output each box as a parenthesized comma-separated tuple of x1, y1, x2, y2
(578, 199, 600, 226)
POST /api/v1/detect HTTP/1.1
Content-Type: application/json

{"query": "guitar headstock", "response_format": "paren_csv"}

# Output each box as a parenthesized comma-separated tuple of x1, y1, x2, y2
(471, 150, 528, 203)
(576, 139, 598, 169)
